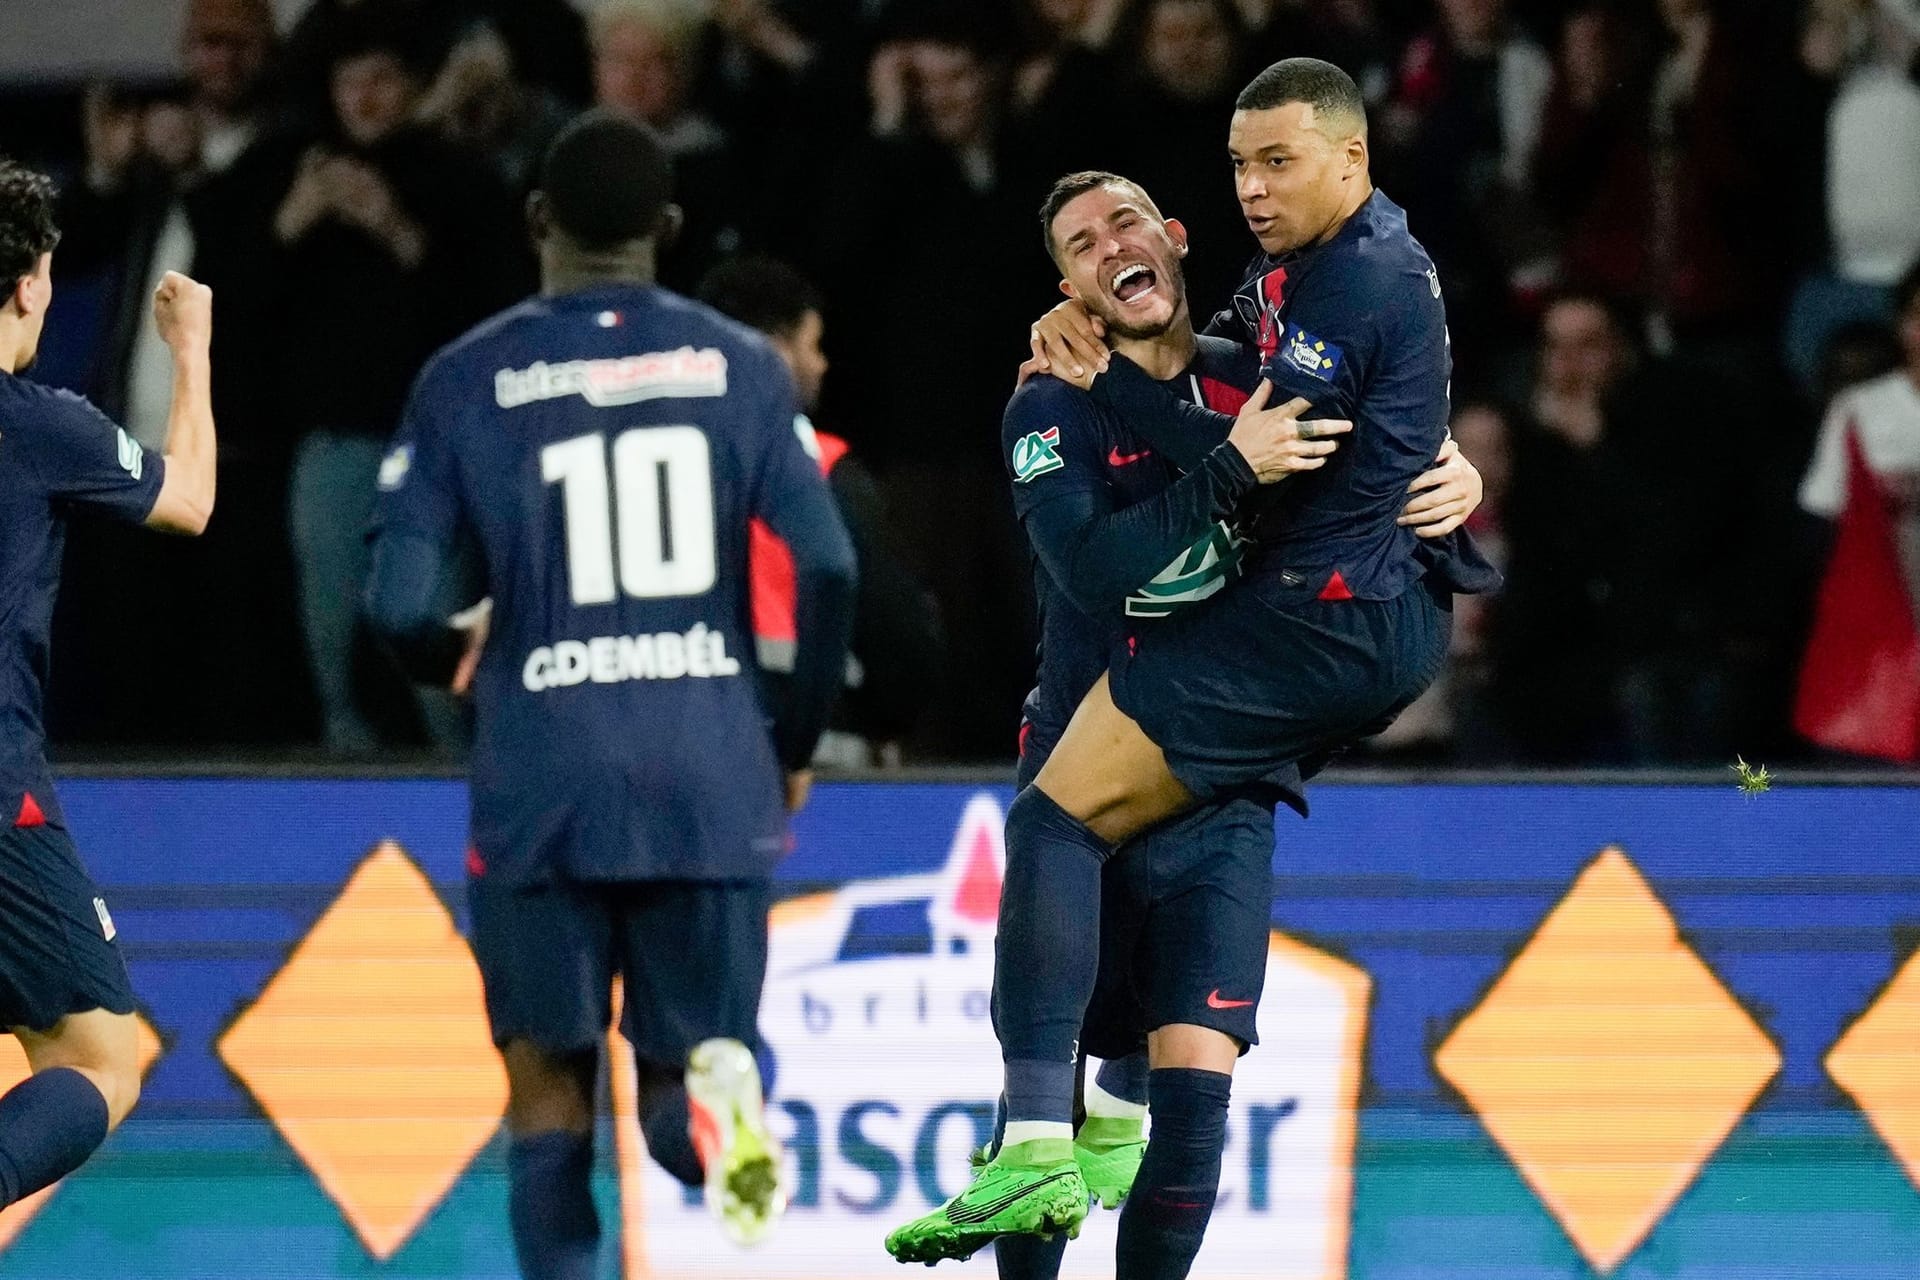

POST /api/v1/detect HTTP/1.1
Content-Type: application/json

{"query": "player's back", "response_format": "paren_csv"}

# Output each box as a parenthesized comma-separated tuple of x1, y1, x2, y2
(407, 285, 808, 882)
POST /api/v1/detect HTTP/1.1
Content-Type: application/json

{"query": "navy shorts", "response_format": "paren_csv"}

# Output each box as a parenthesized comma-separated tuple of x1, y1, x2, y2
(1111, 575, 1451, 801)
(0, 823, 135, 1032)
(468, 876, 769, 1071)
(1078, 795, 1276, 1058)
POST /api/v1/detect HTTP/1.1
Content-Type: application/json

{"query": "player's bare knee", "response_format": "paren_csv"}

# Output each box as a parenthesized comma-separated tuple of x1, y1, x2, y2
(1147, 1023, 1241, 1074)
(501, 1040, 595, 1135)
(21, 1010, 143, 1128)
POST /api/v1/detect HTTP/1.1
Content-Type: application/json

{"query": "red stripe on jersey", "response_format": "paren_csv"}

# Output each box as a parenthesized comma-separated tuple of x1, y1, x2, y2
(14, 792, 45, 828)
(465, 845, 487, 876)
(1198, 377, 1251, 415)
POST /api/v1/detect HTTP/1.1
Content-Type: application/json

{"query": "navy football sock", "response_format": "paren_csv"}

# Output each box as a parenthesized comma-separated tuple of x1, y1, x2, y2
(995, 1227, 1072, 1279)
(1094, 1052, 1150, 1110)
(636, 1079, 704, 1187)
(0, 1067, 110, 1208)
(1115, 1068, 1232, 1280)
(995, 786, 1110, 1125)
(507, 1130, 599, 1280)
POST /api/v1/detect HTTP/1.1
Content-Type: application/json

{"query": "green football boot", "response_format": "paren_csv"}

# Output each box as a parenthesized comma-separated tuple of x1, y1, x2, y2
(884, 1138, 1088, 1265)
(1074, 1116, 1147, 1209)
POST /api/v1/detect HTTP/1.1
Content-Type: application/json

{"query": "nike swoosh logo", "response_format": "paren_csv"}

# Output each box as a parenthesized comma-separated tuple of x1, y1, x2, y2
(1207, 990, 1254, 1009)
(947, 1170, 1079, 1224)
(1108, 446, 1151, 466)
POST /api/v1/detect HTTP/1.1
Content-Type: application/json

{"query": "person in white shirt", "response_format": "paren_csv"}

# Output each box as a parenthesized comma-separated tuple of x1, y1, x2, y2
(1800, 258, 1920, 617)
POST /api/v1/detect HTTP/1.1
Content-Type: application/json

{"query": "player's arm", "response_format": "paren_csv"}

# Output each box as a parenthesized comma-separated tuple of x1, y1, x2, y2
(364, 361, 478, 684)
(144, 272, 216, 534)
(750, 362, 858, 771)
(1006, 382, 1256, 615)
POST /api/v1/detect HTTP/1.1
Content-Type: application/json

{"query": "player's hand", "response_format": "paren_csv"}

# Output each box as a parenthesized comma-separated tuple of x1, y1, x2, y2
(448, 598, 492, 696)
(152, 271, 213, 355)
(1226, 380, 1350, 483)
(784, 769, 813, 814)
(1028, 300, 1108, 382)
(1399, 435, 1482, 537)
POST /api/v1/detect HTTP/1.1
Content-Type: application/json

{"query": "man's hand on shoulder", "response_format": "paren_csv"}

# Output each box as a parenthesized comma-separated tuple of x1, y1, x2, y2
(1021, 299, 1109, 388)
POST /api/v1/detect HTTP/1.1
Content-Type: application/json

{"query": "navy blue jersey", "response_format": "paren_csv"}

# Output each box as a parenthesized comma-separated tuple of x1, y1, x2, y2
(1000, 340, 1279, 779)
(0, 374, 165, 827)
(1098, 191, 1452, 601)
(369, 285, 853, 885)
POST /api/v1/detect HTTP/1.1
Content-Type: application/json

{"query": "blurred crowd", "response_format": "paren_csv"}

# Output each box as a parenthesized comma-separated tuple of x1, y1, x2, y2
(1, 0, 1917, 767)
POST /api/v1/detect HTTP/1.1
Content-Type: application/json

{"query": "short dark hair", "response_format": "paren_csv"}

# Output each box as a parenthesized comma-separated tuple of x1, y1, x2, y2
(1897, 255, 1920, 317)
(0, 158, 59, 288)
(1037, 170, 1162, 261)
(1235, 58, 1366, 133)
(539, 109, 674, 250)
(697, 256, 821, 338)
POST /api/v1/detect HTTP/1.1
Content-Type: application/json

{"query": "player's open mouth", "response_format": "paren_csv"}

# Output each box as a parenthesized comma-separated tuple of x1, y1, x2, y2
(1246, 214, 1275, 235)
(1111, 263, 1158, 304)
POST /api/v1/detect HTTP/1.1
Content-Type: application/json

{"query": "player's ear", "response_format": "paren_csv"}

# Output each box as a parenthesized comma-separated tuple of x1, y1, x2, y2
(1059, 277, 1078, 300)
(1164, 217, 1189, 257)
(655, 203, 685, 251)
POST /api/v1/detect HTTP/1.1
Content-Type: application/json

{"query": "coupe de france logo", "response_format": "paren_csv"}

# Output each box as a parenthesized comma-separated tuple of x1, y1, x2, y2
(631, 792, 1371, 1278)
(1011, 426, 1066, 483)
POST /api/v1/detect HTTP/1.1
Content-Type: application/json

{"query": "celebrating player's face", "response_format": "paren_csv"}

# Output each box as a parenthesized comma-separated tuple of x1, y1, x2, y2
(1049, 184, 1189, 341)
(1229, 103, 1363, 255)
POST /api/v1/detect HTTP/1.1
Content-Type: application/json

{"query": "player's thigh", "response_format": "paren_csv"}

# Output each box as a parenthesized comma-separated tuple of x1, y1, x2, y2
(616, 880, 771, 1074)
(1136, 796, 1276, 1061)
(1032, 673, 1194, 844)
(0, 824, 136, 1038)
(467, 874, 617, 1060)
(16, 1007, 144, 1126)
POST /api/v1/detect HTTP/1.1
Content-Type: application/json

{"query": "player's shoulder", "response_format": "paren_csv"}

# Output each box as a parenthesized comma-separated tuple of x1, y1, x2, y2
(0, 373, 111, 443)
(1005, 373, 1096, 430)
(1340, 191, 1442, 299)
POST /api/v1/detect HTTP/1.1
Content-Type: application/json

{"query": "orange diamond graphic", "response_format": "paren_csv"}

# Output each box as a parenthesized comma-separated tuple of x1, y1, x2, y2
(218, 842, 507, 1260)
(1827, 949, 1920, 1188)
(0, 1013, 164, 1253)
(1435, 848, 1781, 1273)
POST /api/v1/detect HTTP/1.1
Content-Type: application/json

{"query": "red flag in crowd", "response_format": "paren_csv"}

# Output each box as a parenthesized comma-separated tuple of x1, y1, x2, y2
(1793, 425, 1920, 761)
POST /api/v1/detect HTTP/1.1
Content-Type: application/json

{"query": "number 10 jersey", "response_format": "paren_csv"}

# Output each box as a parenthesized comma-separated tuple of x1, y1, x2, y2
(372, 284, 849, 885)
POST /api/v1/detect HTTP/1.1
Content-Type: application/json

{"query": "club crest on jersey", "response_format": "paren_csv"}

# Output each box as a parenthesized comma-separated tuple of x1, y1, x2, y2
(1011, 427, 1065, 483)
(1280, 326, 1343, 382)
(495, 347, 729, 409)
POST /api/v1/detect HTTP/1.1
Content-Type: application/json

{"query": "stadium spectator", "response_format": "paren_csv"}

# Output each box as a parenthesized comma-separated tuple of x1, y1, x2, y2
(1377, 0, 1552, 340)
(698, 255, 946, 763)
(414, 21, 575, 192)
(47, 0, 311, 749)
(814, 11, 1049, 758)
(1783, 0, 1920, 396)
(1800, 260, 1920, 542)
(270, 13, 526, 752)
(591, 0, 743, 289)
(279, 0, 592, 127)
(1372, 399, 1514, 760)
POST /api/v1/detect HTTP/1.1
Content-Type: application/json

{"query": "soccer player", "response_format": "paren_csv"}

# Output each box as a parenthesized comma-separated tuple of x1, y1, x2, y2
(889, 170, 1483, 1274)
(895, 58, 1492, 1257)
(364, 112, 856, 1274)
(0, 160, 217, 1208)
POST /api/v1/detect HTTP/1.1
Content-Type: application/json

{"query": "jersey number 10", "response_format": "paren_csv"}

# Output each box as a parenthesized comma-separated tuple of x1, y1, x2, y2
(541, 426, 717, 605)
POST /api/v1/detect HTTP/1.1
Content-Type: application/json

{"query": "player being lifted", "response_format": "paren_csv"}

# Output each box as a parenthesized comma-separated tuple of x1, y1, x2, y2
(890, 59, 1495, 1262)
(365, 112, 856, 1275)
(888, 170, 1482, 1275)
(0, 160, 217, 1210)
